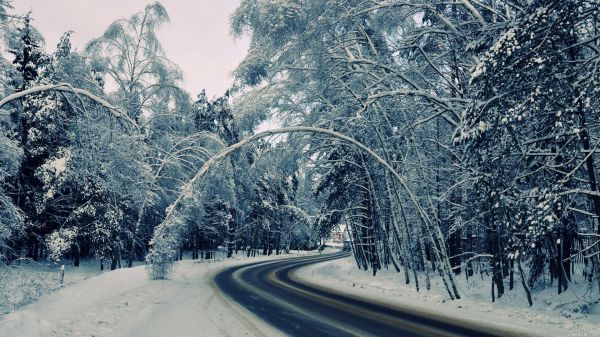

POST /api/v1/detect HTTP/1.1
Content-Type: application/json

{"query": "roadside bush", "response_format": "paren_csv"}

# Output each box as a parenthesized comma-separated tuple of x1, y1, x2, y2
(0, 263, 62, 313)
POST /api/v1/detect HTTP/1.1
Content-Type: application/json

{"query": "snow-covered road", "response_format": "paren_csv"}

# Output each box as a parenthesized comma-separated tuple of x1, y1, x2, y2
(216, 252, 541, 337)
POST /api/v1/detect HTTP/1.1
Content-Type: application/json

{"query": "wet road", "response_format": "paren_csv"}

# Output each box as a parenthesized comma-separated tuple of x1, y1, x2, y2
(214, 252, 524, 337)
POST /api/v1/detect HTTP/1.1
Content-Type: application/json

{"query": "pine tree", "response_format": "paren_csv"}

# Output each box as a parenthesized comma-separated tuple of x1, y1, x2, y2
(6, 14, 49, 260)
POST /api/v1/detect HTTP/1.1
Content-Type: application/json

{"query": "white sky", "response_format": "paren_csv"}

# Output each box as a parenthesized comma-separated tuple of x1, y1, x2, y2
(11, 0, 249, 99)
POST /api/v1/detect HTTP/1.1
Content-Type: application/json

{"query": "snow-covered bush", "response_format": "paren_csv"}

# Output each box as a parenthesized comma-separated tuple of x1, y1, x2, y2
(45, 228, 77, 261)
(0, 265, 61, 313)
(146, 211, 182, 279)
(555, 299, 600, 319)
(145, 243, 175, 280)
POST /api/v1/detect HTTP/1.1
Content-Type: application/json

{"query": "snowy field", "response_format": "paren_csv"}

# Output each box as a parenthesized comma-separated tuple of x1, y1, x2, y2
(0, 252, 319, 337)
(295, 256, 600, 337)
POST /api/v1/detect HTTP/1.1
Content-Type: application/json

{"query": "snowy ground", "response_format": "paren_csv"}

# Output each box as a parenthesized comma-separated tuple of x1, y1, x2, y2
(294, 255, 600, 337)
(0, 252, 316, 337)
(0, 258, 125, 315)
(3, 251, 598, 337)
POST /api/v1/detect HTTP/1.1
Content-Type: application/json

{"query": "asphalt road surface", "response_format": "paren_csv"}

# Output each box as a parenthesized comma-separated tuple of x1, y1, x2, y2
(214, 252, 528, 337)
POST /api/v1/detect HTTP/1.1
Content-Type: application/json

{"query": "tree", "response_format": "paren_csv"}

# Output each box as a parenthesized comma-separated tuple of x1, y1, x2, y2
(458, 0, 600, 298)
(5, 14, 51, 261)
(86, 2, 192, 267)
(86, 2, 186, 122)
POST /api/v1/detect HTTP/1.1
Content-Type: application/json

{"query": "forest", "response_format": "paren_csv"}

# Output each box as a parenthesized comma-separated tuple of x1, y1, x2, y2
(0, 0, 599, 312)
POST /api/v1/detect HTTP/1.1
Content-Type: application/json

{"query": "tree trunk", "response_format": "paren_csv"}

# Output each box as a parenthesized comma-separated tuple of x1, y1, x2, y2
(73, 244, 80, 267)
(127, 241, 135, 268)
(518, 258, 533, 306)
(110, 255, 117, 270)
(227, 217, 236, 258)
(509, 259, 514, 290)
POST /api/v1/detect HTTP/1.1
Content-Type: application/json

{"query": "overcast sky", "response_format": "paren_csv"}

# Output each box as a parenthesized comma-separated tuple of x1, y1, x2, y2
(11, 0, 249, 98)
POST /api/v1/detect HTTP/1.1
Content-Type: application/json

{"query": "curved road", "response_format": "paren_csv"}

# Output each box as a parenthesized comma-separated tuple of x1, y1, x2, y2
(214, 252, 525, 337)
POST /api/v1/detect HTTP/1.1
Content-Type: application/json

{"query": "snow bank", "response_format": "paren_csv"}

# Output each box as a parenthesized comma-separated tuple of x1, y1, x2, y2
(0, 251, 316, 337)
(294, 256, 600, 337)
(0, 265, 147, 336)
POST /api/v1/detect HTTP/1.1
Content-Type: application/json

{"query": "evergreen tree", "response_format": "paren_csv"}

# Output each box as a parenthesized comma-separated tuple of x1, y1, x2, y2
(5, 15, 49, 260)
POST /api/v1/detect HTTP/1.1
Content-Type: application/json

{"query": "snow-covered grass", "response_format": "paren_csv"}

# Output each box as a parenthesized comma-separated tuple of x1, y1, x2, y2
(0, 258, 112, 315)
(294, 255, 600, 337)
(0, 251, 315, 337)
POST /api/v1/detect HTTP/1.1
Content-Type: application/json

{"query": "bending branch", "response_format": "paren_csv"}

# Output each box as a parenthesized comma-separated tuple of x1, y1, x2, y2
(0, 83, 138, 127)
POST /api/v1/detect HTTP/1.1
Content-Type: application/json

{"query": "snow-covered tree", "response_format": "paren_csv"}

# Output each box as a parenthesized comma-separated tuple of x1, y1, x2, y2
(85, 2, 187, 122)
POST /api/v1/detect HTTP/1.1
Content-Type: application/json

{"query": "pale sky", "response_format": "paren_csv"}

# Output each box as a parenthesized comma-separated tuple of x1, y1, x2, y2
(11, 0, 249, 98)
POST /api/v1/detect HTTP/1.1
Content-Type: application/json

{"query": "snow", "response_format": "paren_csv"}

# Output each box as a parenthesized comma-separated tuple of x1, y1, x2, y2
(0, 252, 316, 337)
(0, 259, 110, 315)
(294, 255, 600, 337)
(1, 251, 598, 336)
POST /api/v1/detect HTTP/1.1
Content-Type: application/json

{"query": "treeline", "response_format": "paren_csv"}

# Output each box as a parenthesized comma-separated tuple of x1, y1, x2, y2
(223, 0, 600, 305)
(0, 3, 312, 272)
